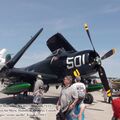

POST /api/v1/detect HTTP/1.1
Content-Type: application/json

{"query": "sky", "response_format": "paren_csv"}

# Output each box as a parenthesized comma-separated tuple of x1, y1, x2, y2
(0, 0, 120, 77)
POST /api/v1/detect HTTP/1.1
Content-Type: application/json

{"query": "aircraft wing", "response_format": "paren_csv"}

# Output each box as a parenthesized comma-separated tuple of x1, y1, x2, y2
(5, 28, 43, 69)
(47, 33, 77, 52)
(8, 68, 58, 80)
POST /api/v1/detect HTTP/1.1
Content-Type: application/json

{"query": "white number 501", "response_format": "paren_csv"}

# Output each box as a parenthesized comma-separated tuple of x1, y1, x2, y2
(66, 55, 83, 69)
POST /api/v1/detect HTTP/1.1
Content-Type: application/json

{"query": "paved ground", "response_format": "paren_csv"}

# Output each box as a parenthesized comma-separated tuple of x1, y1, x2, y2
(0, 85, 113, 120)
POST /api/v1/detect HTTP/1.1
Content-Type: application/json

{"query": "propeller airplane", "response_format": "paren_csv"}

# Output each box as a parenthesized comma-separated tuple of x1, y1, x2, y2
(0, 24, 115, 103)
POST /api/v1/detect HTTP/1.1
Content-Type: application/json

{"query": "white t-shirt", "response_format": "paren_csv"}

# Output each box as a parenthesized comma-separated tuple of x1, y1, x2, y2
(60, 85, 78, 112)
(71, 82, 86, 98)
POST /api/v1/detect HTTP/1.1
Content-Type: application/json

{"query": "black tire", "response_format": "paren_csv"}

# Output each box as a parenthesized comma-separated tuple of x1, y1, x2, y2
(84, 93, 94, 104)
(43, 85, 49, 93)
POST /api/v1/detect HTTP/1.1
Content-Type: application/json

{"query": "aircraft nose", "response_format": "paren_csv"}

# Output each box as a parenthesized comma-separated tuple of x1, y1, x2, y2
(95, 56, 101, 65)
(88, 51, 101, 65)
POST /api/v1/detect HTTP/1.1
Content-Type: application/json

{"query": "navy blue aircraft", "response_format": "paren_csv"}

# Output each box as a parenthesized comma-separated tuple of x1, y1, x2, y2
(0, 24, 115, 99)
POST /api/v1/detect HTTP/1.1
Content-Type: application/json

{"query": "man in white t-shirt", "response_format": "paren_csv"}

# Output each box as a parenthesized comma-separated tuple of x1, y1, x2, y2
(72, 76, 86, 99)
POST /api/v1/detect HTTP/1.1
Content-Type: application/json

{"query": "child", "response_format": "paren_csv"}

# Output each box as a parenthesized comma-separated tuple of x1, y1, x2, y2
(33, 87, 43, 104)
(68, 102, 86, 120)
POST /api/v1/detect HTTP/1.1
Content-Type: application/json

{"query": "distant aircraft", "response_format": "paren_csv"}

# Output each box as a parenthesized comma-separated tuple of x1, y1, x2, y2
(0, 24, 115, 102)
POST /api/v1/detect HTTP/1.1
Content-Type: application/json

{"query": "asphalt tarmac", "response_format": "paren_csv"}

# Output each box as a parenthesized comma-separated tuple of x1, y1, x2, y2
(0, 84, 113, 120)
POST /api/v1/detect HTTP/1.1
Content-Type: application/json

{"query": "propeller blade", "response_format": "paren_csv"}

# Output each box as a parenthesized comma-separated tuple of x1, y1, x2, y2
(98, 66, 112, 97)
(101, 48, 116, 60)
(84, 23, 95, 51)
(6, 28, 43, 68)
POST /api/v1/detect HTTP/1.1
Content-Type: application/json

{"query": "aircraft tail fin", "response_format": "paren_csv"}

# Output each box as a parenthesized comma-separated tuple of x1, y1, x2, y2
(5, 54, 12, 63)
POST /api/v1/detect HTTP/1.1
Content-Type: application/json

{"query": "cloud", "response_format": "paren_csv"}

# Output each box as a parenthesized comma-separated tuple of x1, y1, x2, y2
(101, 5, 120, 14)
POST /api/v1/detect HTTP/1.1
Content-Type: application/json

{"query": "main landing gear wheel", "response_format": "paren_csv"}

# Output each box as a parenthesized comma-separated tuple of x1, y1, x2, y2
(43, 85, 49, 93)
(84, 93, 94, 104)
